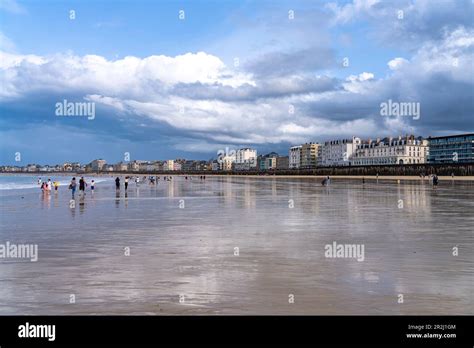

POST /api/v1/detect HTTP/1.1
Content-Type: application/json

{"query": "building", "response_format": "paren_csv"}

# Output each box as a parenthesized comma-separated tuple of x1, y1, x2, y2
(113, 162, 128, 171)
(352, 135, 428, 166)
(151, 161, 164, 171)
(427, 133, 474, 163)
(173, 162, 182, 171)
(90, 159, 107, 171)
(26, 164, 38, 172)
(320, 137, 361, 166)
(265, 157, 277, 169)
(300, 143, 320, 168)
(257, 152, 278, 170)
(163, 160, 174, 171)
(235, 148, 257, 170)
(194, 160, 209, 171)
(139, 161, 151, 172)
(211, 160, 220, 171)
(276, 156, 289, 169)
(220, 155, 235, 171)
(289, 146, 302, 169)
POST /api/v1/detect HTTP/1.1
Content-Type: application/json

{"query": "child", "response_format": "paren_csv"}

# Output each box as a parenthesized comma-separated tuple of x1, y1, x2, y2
(53, 181, 59, 191)
(69, 177, 77, 198)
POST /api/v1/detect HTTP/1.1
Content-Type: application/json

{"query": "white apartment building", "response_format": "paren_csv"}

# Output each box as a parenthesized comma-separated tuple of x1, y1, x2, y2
(235, 148, 257, 170)
(352, 135, 429, 166)
(163, 160, 174, 171)
(289, 145, 302, 169)
(321, 137, 361, 166)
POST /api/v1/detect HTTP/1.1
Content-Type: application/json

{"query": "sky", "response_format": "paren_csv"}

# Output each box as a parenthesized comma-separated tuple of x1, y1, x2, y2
(0, 0, 473, 165)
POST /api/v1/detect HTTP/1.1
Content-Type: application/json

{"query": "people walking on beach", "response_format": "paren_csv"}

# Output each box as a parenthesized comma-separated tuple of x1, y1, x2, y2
(91, 180, 95, 191)
(69, 177, 77, 198)
(53, 181, 59, 191)
(46, 179, 52, 192)
(37, 177, 42, 185)
(124, 177, 129, 190)
(115, 177, 120, 190)
(79, 177, 87, 195)
(135, 177, 139, 186)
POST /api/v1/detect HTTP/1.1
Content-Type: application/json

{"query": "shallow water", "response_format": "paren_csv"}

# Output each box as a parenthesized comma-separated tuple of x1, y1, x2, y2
(0, 176, 473, 314)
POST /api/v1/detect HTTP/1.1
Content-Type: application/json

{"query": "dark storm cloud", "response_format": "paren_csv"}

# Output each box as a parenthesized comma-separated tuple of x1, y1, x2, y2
(171, 75, 339, 102)
(245, 46, 337, 78)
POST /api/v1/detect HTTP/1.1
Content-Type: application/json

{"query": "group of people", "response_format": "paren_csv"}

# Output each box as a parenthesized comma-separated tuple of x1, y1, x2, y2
(68, 177, 95, 198)
(418, 173, 440, 187)
(38, 178, 59, 192)
(112, 175, 206, 190)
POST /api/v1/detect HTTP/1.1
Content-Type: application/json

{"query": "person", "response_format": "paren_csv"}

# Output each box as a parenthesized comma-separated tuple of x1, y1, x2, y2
(433, 174, 439, 188)
(124, 177, 129, 190)
(362, 177, 365, 184)
(53, 181, 59, 191)
(47, 179, 52, 192)
(115, 177, 120, 190)
(37, 177, 42, 185)
(451, 172, 454, 179)
(69, 177, 77, 198)
(135, 177, 139, 185)
(91, 180, 95, 191)
(321, 176, 330, 186)
(79, 177, 87, 195)
(40, 182, 45, 191)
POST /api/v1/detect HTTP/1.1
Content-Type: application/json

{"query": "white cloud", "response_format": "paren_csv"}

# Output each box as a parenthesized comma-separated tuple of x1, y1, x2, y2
(326, 0, 381, 24)
(0, 51, 254, 99)
(388, 57, 408, 70)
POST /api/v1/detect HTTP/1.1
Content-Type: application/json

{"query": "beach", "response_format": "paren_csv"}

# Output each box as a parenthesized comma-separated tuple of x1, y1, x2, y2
(0, 174, 473, 315)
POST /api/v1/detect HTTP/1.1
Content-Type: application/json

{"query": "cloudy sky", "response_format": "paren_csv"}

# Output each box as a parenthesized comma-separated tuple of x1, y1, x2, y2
(0, 0, 473, 165)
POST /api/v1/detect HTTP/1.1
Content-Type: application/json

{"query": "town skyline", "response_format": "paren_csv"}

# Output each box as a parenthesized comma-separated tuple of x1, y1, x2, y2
(3, 132, 472, 171)
(1, 0, 473, 165)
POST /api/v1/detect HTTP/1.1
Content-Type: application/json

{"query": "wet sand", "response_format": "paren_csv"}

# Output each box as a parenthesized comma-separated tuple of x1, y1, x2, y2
(0, 176, 473, 315)
(209, 174, 474, 181)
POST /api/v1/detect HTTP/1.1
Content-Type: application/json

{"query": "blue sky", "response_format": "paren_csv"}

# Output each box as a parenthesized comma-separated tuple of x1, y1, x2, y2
(1, 0, 473, 165)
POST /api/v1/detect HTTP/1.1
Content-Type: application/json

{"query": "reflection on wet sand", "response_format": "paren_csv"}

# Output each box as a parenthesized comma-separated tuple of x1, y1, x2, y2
(0, 177, 472, 315)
